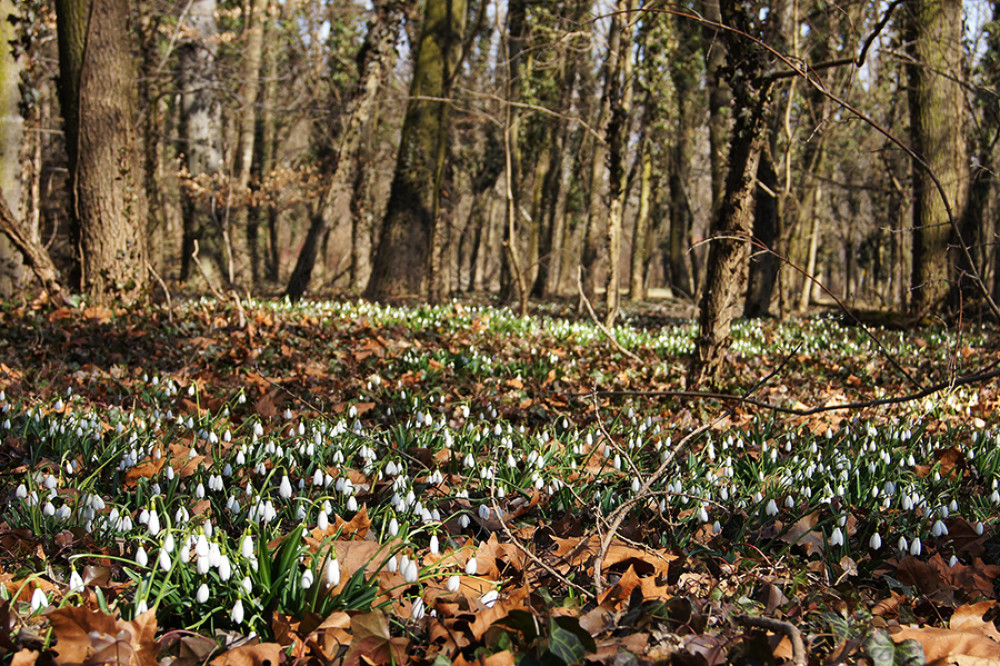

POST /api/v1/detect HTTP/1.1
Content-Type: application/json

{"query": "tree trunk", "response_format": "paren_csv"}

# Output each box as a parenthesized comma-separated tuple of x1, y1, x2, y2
(365, 0, 467, 301)
(702, 0, 732, 217)
(178, 0, 224, 285)
(230, 0, 267, 290)
(254, 0, 280, 285)
(604, 0, 636, 326)
(744, 145, 779, 317)
(629, 138, 652, 301)
(688, 0, 771, 388)
(0, 195, 69, 303)
(55, 0, 148, 305)
(906, 0, 968, 314)
(0, 0, 24, 297)
(287, 0, 407, 302)
(579, 6, 623, 305)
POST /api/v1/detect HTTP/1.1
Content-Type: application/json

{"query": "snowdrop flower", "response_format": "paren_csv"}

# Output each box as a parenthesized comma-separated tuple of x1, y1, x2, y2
(765, 499, 778, 517)
(389, 517, 399, 536)
(279, 475, 293, 499)
(403, 559, 419, 583)
(219, 555, 232, 581)
(869, 532, 882, 550)
(147, 510, 161, 537)
(196, 583, 210, 604)
(135, 547, 149, 567)
(465, 558, 478, 576)
(976, 522, 985, 535)
(135, 599, 148, 615)
(230, 599, 244, 624)
(30, 588, 47, 612)
(239, 534, 254, 559)
(829, 527, 844, 547)
(159, 548, 172, 572)
(386, 556, 398, 573)
(480, 590, 499, 608)
(301, 569, 315, 589)
(697, 506, 709, 523)
(429, 535, 440, 555)
(411, 597, 426, 620)
(931, 520, 948, 538)
(68, 570, 84, 592)
(478, 505, 491, 520)
(447, 575, 460, 592)
(326, 558, 340, 586)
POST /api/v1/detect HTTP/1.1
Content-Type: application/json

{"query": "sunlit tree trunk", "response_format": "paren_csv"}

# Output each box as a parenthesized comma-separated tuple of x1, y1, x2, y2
(628, 140, 652, 302)
(365, 0, 467, 301)
(178, 0, 223, 285)
(287, 1, 407, 302)
(701, 0, 732, 217)
(688, 0, 771, 388)
(0, 0, 24, 296)
(55, 0, 148, 305)
(906, 0, 968, 314)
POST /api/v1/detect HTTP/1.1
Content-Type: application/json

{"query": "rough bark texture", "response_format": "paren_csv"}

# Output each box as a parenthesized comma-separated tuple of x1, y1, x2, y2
(688, 0, 771, 388)
(629, 140, 652, 301)
(178, 0, 223, 284)
(365, 0, 467, 301)
(286, 1, 406, 302)
(906, 0, 968, 314)
(701, 0, 732, 216)
(0, 0, 24, 296)
(744, 146, 779, 317)
(56, 0, 147, 305)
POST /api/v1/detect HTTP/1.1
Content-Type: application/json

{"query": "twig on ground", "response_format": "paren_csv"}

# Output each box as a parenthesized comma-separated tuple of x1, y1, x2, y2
(735, 614, 806, 666)
(192, 240, 227, 302)
(146, 261, 174, 323)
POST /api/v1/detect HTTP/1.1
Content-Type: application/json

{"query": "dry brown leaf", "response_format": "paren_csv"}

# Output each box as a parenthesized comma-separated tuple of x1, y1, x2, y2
(208, 642, 282, 666)
(452, 650, 515, 666)
(9, 650, 40, 666)
(892, 625, 1000, 665)
(47, 605, 158, 666)
(344, 611, 408, 666)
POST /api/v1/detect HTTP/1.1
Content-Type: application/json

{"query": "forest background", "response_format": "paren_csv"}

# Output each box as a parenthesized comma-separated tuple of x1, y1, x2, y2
(0, 0, 998, 381)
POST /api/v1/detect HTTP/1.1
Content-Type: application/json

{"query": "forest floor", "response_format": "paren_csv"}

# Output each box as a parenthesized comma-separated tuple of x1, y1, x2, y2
(1, 297, 1000, 666)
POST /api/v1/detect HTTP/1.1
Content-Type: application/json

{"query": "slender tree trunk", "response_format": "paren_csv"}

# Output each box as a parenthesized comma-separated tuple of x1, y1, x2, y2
(629, 138, 652, 301)
(287, 1, 406, 302)
(178, 0, 223, 285)
(744, 145, 779, 317)
(230, 0, 267, 290)
(688, 0, 771, 388)
(56, 0, 148, 305)
(0, 0, 24, 296)
(604, 0, 636, 326)
(702, 0, 732, 217)
(253, 0, 279, 285)
(365, 0, 467, 301)
(906, 0, 968, 314)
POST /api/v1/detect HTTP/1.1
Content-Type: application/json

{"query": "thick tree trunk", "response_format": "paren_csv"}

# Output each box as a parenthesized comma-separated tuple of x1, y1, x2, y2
(365, 0, 467, 301)
(56, 0, 147, 305)
(0, 0, 24, 296)
(906, 0, 968, 314)
(688, 0, 771, 388)
(287, 1, 406, 302)
(178, 0, 223, 285)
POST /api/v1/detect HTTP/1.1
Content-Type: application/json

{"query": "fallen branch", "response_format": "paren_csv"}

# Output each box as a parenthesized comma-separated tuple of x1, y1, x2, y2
(0, 193, 73, 305)
(577, 266, 641, 363)
(735, 614, 806, 666)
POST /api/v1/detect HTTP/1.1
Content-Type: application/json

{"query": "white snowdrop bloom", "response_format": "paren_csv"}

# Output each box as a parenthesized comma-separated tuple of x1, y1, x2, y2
(631, 478, 641, 493)
(411, 597, 426, 620)
(403, 559, 419, 583)
(219, 555, 233, 581)
(347, 496, 359, 512)
(949, 499, 959, 513)
(910, 537, 922, 556)
(465, 558, 478, 576)
(991, 490, 1000, 505)
(295, 505, 306, 520)
(69, 570, 84, 592)
(159, 548, 172, 572)
(29, 588, 48, 612)
(197, 554, 211, 575)
(230, 599, 245, 624)
(931, 520, 948, 538)
(869, 533, 882, 550)
(389, 517, 399, 536)
(301, 569, 315, 589)
(239, 534, 254, 559)
(447, 575, 461, 592)
(830, 528, 844, 547)
(165, 466, 175, 481)
(458, 515, 470, 528)
(478, 505, 491, 520)
(139, 509, 149, 525)
(765, 499, 778, 517)
(976, 522, 985, 536)
(135, 599, 148, 615)
(278, 475, 293, 499)
(15, 484, 27, 499)
(898, 536, 908, 552)
(241, 576, 253, 595)
(313, 470, 324, 487)
(430, 535, 440, 555)
(195, 483, 205, 499)
(43, 501, 55, 517)
(135, 547, 149, 567)
(480, 590, 499, 608)
(196, 583, 210, 604)
(326, 558, 341, 586)
(387, 556, 398, 573)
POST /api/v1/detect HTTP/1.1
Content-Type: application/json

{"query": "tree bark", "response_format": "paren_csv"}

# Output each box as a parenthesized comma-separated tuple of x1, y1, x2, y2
(365, 0, 467, 301)
(906, 0, 968, 314)
(55, 0, 148, 305)
(701, 0, 732, 217)
(286, 1, 407, 302)
(0, 0, 24, 296)
(744, 145, 779, 317)
(0, 194, 69, 303)
(628, 138, 652, 301)
(178, 0, 224, 285)
(688, 0, 772, 388)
